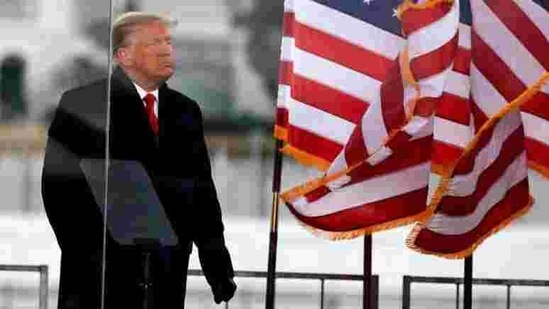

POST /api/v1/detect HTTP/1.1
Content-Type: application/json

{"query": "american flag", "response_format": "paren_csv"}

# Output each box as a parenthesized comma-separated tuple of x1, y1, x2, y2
(431, 0, 549, 178)
(275, 0, 460, 238)
(275, 0, 404, 170)
(275, 0, 548, 248)
(408, 107, 534, 258)
(407, 0, 548, 258)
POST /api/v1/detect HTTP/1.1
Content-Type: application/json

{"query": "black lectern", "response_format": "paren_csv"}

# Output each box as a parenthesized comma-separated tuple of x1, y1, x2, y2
(80, 159, 178, 309)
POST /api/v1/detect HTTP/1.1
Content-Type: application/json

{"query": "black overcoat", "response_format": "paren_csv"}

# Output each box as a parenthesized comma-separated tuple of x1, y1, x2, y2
(41, 67, 234, 308)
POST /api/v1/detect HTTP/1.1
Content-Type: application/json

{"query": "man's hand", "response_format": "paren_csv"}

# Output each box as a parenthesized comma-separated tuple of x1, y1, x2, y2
(213, 277, 237, 304)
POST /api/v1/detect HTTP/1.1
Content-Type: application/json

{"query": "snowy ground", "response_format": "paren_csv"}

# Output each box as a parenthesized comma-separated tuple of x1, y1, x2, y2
(1, 214, 549, 308)
(1, 156, 549, 308)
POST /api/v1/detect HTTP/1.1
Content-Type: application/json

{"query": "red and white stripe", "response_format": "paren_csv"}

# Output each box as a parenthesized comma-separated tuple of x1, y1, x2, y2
(280, 0, 459, 236)
(328, 0, 459, 177)
(431, 0, 549, 176)
(275, 0, 403, 169)
(408, 109, 532, 257)
(431, 23, 474, 174)
(490, 0, 549, 177)
(408, 0, 546, 258)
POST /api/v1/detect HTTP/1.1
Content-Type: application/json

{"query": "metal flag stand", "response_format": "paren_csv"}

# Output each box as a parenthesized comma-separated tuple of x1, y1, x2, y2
(464, 255, 473, 309)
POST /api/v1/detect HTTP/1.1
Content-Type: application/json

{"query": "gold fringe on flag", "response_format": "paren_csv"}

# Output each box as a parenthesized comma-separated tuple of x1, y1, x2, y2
(279, 0, 458, 239)
(406, 72, 549, 259)
(295, 210, 429, 240)
(406, 197, 534, 259)
(273, 125, 288, 142)
(279, 144, 331, 171)
(396, 0, 454, 18)
(529, 161, 549, 180)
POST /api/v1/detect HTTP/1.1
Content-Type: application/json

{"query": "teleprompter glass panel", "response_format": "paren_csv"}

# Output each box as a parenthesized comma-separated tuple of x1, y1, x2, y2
(1, 1, 112, 309)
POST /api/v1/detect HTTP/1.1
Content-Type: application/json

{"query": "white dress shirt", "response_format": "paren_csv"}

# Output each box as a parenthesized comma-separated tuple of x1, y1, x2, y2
(132, 82, 159, 118)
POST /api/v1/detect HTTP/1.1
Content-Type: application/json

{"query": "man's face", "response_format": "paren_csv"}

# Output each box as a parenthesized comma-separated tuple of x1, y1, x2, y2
(122, 21, 175, 84)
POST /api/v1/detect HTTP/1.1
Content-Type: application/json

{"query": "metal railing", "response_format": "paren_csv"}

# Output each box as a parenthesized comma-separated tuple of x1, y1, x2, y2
(0, 265, 375, 309)
(188, 269, 379, 309)
(402, 275, 549, 309)
(0, 264, 48, 309)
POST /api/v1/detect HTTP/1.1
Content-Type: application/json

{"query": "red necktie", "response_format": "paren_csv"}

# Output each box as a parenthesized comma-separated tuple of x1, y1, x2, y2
(143, 93, 158, 134)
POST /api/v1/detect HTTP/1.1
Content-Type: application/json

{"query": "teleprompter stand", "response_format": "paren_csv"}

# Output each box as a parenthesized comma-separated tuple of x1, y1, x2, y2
(80, 159, 179, 309)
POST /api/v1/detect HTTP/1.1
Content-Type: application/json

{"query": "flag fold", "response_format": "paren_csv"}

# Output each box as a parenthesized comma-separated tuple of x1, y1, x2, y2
(274, 0, 549, 255)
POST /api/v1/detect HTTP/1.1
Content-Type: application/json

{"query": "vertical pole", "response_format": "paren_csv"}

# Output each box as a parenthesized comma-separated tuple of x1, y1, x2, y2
(38, 265, 48, 309)
(265, 139, 284, 309)
(464, 255, 473, 309)
(103, 1, 115, 309)
(320, 279, 325, 309)
(363, 234, 373, 309)
(456, 283, 460, 309)
(372, 275, 379, 309)
(506, 285, 511, 309)
(142, 251, 152, 309)
(402, 276, 410, 309)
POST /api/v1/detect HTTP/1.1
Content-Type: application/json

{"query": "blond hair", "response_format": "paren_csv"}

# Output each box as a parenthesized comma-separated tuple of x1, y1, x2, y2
(112, 12, 174, 53)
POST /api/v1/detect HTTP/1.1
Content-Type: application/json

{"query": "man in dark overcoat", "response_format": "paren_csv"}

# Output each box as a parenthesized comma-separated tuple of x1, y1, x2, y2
(41, 12, 236, 308)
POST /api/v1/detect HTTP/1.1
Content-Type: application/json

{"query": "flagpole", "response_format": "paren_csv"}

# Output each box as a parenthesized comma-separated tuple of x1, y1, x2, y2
(265, 139, 284, 309)
(464, 255, 473, 309)
(363, 234, 373, 309)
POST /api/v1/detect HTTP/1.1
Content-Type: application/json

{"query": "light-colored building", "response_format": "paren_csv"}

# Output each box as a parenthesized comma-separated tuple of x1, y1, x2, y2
(0, 0, 273, 122)
(0, 0, 109, 121)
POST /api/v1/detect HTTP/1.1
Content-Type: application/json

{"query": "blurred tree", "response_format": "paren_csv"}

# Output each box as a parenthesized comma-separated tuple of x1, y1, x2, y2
(85, 20, 110, 51)
(0, 0, 35, 19)
(53, 55, 108, 93)
(43, 55, 108, 123)
(0, 54, 27, 120)
(231, 0, 284, 103)
(124, 0, 142, 12)
(84, 0, 143, 51)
